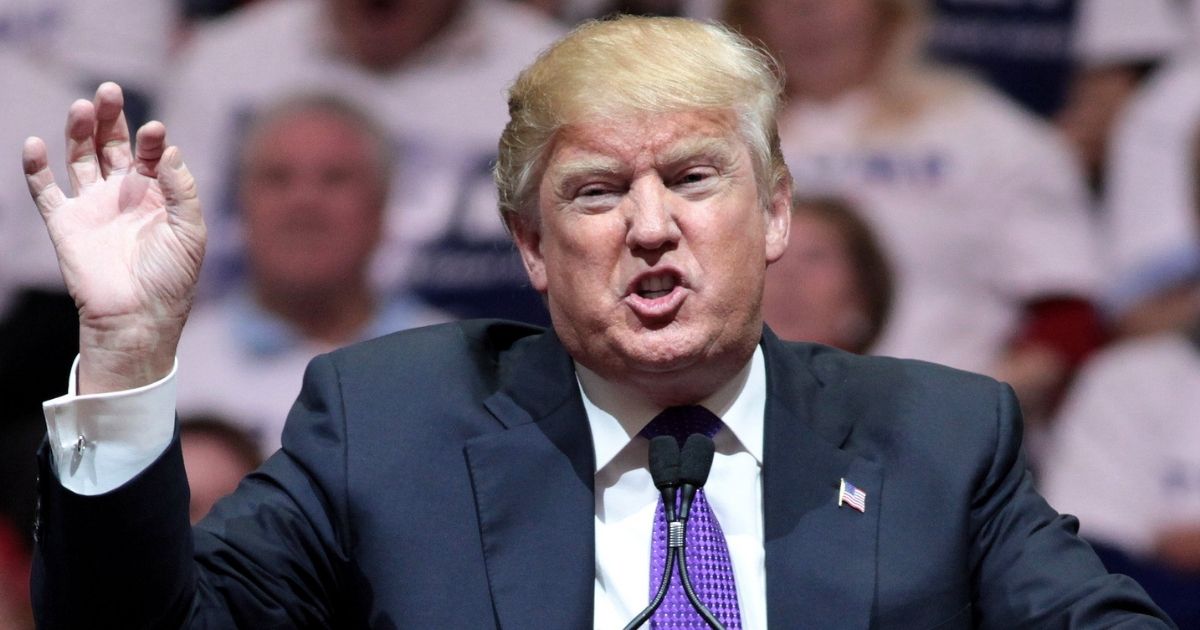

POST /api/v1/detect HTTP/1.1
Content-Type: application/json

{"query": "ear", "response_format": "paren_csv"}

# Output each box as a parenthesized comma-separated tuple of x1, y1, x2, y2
(507, 213, 548, 293)
(763, 175, 792, 264)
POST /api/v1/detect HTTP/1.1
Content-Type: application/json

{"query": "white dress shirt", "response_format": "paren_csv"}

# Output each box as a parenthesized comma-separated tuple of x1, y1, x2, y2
(43, 355, 177, 496)
(43, 346, 769, 628)
(580, 348, 767, 629)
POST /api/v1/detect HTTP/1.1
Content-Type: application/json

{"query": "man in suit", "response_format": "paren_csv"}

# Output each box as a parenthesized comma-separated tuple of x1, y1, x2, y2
(23, 16, 1172, 628)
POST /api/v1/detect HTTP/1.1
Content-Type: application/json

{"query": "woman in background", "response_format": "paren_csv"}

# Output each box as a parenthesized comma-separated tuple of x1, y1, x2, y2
(763, 197, 892, 355)
(733, 0, 1105, 424)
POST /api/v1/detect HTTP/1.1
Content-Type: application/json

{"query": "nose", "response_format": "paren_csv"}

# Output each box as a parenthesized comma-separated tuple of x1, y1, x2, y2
(624, 177, 681, 252)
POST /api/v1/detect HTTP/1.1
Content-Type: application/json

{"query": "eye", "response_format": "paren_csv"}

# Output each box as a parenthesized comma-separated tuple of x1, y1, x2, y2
(578, 184, 612, 197)
(673, 167, 718, 189)
(568, 181, 624, 212)
(251, 165, 293, 189)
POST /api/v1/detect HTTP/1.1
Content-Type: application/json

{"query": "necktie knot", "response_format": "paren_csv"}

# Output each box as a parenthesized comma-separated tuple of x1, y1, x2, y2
(640, 405, 723, 445)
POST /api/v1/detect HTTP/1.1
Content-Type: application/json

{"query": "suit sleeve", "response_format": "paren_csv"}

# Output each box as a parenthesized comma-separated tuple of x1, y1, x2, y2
(32, 353, 353, 629)
(968, 383, 1176, 628)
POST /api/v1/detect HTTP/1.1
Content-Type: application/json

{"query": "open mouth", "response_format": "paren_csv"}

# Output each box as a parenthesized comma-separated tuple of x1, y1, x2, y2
(636, 273, 679, 300)
(625, 269, 687, 320)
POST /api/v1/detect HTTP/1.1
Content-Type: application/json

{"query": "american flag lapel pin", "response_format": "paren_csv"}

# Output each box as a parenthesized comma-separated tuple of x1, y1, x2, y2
(838, 478, 867, 513)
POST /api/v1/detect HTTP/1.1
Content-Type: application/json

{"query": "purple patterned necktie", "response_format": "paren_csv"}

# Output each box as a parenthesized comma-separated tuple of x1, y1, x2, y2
(641, 406, 742, 629)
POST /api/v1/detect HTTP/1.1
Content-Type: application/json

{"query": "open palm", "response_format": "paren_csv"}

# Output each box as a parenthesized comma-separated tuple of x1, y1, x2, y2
(23, 82, 205, 392)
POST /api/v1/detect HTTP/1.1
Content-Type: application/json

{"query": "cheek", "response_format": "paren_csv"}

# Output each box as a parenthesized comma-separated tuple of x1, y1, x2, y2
(545, 218, 625, 274)
(337, 212, 382, 249)
(242, 197, 284, 230)
(710, 218, 769, 276)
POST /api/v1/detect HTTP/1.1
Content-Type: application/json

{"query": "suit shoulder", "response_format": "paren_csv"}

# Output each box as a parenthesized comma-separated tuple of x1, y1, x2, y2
(321, 319, 546, 386)
(793, 343, 1013, 446)
(780, 344, 1020, 490)
(805, 344, 1005, 401)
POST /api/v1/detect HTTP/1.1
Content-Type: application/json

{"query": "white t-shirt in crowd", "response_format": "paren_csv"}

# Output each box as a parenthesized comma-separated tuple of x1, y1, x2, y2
(176, 291, 449, 454)
(157, 0, 563, 319)
(1072, 0, 1189, 66)
(1102, 54, 1200, 315)
(0, 0, 173, 94)
(780, 77, 1101, 374)
(0, 52, 83, 316)
(1041, 331, 1200, 557)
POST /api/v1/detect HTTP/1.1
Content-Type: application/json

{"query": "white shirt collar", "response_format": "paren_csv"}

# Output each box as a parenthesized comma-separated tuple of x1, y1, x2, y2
(576, 346, 767, 474)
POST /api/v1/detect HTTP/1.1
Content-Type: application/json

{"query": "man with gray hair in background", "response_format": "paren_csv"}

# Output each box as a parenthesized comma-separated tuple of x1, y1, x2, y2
(175, 93, 448, 454)
(24, 15, 1171, 628)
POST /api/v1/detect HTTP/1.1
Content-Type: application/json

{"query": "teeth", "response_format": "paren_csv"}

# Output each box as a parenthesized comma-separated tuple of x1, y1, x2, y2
(637, 275, 677, 299)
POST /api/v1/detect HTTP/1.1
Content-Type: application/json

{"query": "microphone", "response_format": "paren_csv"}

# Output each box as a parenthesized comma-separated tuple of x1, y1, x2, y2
(677, 433, 715, 521)
(676, 434, 724, 630)
(648, 436, 682, 521)
(624, 436, 681, 630)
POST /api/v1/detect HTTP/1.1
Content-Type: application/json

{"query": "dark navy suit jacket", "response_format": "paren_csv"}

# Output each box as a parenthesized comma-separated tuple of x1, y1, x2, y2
(32, 320, 1173, 628)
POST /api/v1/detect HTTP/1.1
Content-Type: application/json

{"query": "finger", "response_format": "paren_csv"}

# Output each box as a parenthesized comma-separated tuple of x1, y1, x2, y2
(65, 99, 101, 193)
(134, 121, 167, 179)
(158, 146, 205, 230)
(23, 137, 68, 218)
(93, 82, 134, 177)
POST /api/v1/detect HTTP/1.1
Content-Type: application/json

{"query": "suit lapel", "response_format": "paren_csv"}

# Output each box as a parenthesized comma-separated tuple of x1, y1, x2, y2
(761, 329, 881, 629)
(464, 330, 595, 629)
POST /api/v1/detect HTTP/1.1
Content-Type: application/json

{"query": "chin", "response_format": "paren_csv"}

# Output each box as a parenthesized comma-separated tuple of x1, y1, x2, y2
(615, 328, 714, 373)
(623, 349, 701, 375)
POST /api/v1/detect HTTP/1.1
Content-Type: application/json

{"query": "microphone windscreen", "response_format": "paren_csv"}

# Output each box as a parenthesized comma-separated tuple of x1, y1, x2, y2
(648, 435, 681, 489)
(679, 434, 715, 487)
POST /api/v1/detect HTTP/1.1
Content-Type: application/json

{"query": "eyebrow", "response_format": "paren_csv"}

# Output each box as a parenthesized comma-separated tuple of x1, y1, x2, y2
(656, 136, 737, 169)
(548, 156, 627, 185)
(549, 136, 739, 183)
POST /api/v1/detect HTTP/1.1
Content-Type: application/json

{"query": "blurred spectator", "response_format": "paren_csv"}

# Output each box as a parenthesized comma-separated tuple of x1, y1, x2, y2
(927, 0, 1185, 119)
(1040, 318, 1200, 626)
(520, 0, 722, 22)
(926, 0, 1077, 117)
(732, 0, 1104, 422)
(182, 0, 257, 22)
(0, 55, 80, 601)
(180, 417, 263, 524)
(0, 517, 31, 630)
(1103, 55, 1200, 337)
(0, 52, 82, 319)
(762, 197, 893, 354)
(0, 0, 175, 123)
(1054, 0, 1189, 188)
(175, 94, 449, 453)
(0, 0, 173, 355)
(158, 0, 562, 323)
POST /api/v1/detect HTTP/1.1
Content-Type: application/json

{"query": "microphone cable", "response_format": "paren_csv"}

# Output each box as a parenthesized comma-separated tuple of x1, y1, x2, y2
(624, 436, 682, 630)
(675, 433, 723, 630)
(624, 433, 725, 630)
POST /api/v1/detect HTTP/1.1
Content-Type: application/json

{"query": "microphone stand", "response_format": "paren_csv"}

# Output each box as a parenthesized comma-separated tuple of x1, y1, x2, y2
(624, 437, 681, 630)
(675, 434, 724, 630)
(625, 434, 725, 630)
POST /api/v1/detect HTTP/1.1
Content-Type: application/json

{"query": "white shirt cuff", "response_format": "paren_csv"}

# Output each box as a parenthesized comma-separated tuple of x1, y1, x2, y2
(42, 355, 178, 496)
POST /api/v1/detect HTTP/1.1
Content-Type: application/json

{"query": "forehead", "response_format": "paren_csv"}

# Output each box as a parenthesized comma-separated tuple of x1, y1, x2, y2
(544, 108, 747, 173)
(246, 109, 373, 160)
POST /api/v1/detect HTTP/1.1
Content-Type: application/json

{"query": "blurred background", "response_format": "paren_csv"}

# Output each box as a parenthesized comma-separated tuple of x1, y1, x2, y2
(2, 0, 1199, 626)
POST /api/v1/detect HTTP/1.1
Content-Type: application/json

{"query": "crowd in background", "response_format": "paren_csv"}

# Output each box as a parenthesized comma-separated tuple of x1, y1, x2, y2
(2, 0, 1199, 626)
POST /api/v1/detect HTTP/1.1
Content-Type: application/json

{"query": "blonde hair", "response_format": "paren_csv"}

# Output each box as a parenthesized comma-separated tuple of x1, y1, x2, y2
(495, 15, 788, 227)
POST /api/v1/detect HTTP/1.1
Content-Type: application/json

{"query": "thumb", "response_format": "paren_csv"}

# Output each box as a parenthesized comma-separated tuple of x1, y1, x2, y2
(157, 145, 207, 260)
(157, 146, 205, 230)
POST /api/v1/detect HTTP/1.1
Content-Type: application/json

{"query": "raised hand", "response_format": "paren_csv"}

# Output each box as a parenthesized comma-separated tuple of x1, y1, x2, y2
(23, 82, 206, 394)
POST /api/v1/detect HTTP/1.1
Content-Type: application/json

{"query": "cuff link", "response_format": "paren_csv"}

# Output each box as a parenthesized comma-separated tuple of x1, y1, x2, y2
(69, 434, 87, 475)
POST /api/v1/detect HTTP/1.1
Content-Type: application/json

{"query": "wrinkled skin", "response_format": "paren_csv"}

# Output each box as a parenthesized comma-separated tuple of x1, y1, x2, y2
(22, 82, 205, 394)
(511, 109, 791, 406)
